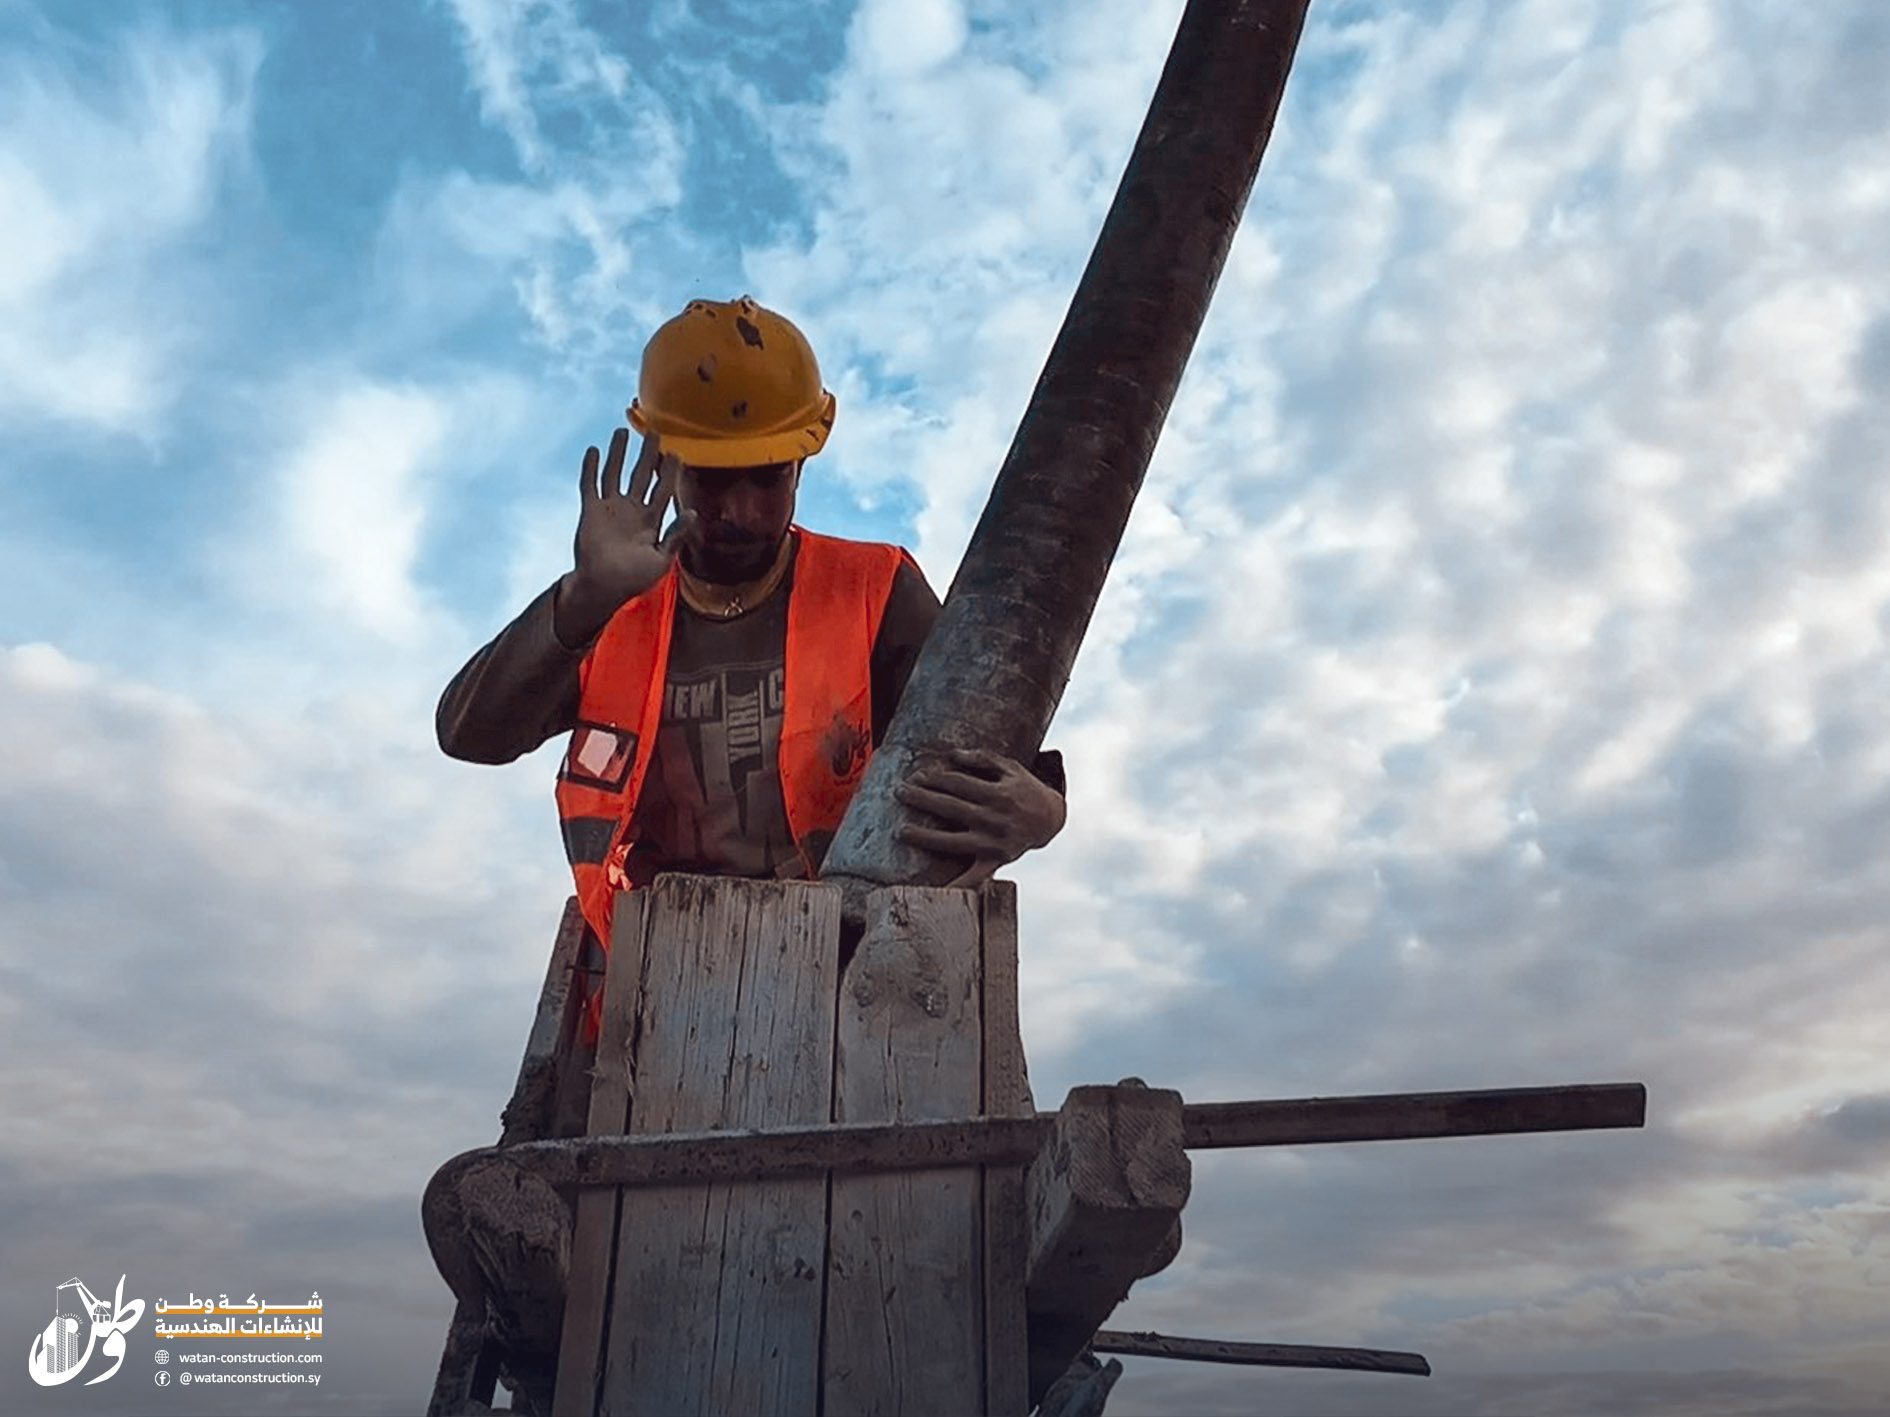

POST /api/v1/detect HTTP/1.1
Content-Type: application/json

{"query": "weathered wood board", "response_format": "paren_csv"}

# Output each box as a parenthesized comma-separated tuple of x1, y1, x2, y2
(442, 870, 1643, 1416)
(824, 886, 985, 1415)
(980, 880, 1032, 1417)
(552, 888, 648, 1417)
(555, 874, 1025, 1416)
(610, 876, 839, 1415)
(1025, 1084, 1191, 1404)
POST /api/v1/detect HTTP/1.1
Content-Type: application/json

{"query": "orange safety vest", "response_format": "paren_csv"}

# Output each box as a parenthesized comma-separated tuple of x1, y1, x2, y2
(556, 526, 913, 1046)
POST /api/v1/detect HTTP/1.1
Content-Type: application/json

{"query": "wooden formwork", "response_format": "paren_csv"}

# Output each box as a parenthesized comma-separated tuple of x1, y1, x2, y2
(423, 880, 1645, 1416)
(552, 873, 1034, 1417)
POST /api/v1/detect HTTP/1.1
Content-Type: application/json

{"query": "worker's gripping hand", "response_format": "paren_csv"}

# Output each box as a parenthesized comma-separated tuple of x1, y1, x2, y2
(893, 748, 1068, 888)
(568, 428, 700, 616)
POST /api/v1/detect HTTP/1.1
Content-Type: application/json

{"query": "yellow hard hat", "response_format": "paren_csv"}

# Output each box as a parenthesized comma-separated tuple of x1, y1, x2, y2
(627, 295, 837, 467)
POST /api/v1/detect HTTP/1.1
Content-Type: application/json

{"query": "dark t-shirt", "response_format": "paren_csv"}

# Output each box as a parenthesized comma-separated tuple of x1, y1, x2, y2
(635, 590, 798, 880)
(435, 530, 1062, 880)
(618, 536, 938, 883)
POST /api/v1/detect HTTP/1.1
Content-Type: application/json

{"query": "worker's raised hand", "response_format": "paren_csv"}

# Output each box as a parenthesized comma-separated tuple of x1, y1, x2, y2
(571, 427, 699, 608)
(893, 748, 1068, 888)
(551, 428, 699, 650)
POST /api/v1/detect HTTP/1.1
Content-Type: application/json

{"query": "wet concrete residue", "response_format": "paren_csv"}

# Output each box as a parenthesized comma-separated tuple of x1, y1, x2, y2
(696, 354, 717, 382)
(731, 400, 749, 418)
(735, 315, 765, 348)
(823, 717, 870, 779)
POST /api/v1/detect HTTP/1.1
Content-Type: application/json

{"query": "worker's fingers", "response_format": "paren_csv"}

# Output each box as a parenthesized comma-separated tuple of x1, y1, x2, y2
(895, 781, 999, 830)
(945, 858, 999, 889)
(580, 444, 600, 502)
(897, 823, 1003, 857)
(601, 427, 630, 499)
(627, 430, 660, 503)
(907, 766, 1005, 808)
(945, 747, 1009, 778)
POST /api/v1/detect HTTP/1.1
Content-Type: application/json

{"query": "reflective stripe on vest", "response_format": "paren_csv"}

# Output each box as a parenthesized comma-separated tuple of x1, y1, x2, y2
(555, 526, 910, 1046)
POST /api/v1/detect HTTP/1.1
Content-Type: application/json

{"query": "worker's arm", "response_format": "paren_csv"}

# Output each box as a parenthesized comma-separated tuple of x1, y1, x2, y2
(437, 427, 695, 764)
(434, 577, 598, 764)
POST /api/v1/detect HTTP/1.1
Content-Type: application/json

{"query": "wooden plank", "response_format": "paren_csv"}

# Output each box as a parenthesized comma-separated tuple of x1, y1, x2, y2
(551, 888, 649, 1417)
(600, 875, 839, 1417)
(1181, 1083, 1648, 1149)
(979, 881, 1030, 1115)
(1026, 1084, 1190, 1406)
(1090, 1330, 1431, 1376)
(510, 1115, 1046, 1186)
(825, 885, 986, 1416)
(980, 880, 1030, 1417)
(500, 895, 587, 1147)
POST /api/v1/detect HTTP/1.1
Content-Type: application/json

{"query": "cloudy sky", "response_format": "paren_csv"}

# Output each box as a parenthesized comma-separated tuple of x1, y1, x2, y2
(4, 0, 1888, 1412)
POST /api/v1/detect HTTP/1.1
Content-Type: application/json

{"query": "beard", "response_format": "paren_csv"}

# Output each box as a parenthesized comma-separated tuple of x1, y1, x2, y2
(685, 529, 778, 584)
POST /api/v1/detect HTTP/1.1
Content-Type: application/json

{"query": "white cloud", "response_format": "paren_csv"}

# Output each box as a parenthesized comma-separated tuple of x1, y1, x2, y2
(447, 0, 634, 176)
(853, 0, 967, 76)
(278, 382, 452, 640)
(737, 0, 1890, 1406)
(5, 1, 1890, 1410)
(0, 25, 258, 432)
(196, 368, 545, 663)
(0, 632, 571, 1406)
(0, 639, 565, 1185)
(426, 0, 689, 357)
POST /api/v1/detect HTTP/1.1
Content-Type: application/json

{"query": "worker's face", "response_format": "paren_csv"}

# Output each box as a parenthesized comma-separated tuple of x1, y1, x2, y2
(675, 459, 801, 582)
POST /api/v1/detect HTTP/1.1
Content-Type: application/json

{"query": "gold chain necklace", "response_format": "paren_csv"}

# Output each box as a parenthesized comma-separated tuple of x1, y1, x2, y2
(676, 532, 795, 619)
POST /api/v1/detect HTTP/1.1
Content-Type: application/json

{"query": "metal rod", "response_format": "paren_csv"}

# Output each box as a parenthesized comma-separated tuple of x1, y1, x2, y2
(470, 1081, 1645, 1190)
(1181, 1083, 1647, 1150)
(1091, 1329, 1431, 1377)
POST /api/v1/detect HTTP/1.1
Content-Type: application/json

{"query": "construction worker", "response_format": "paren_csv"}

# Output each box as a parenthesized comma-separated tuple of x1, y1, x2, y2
(437, 295, 1067, 1128)
(432, 297, 1065, 1406)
